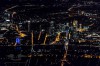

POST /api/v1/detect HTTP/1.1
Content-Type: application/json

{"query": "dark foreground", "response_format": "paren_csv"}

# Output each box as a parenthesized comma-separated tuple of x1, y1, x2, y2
(0, 44, 100, 66)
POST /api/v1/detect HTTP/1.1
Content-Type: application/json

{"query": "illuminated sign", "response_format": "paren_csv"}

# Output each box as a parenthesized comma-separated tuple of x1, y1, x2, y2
(16, 37, 20, 44)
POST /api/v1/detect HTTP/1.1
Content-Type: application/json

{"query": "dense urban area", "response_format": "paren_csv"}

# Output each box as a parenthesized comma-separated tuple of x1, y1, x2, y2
(0, 0, 100, 66)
